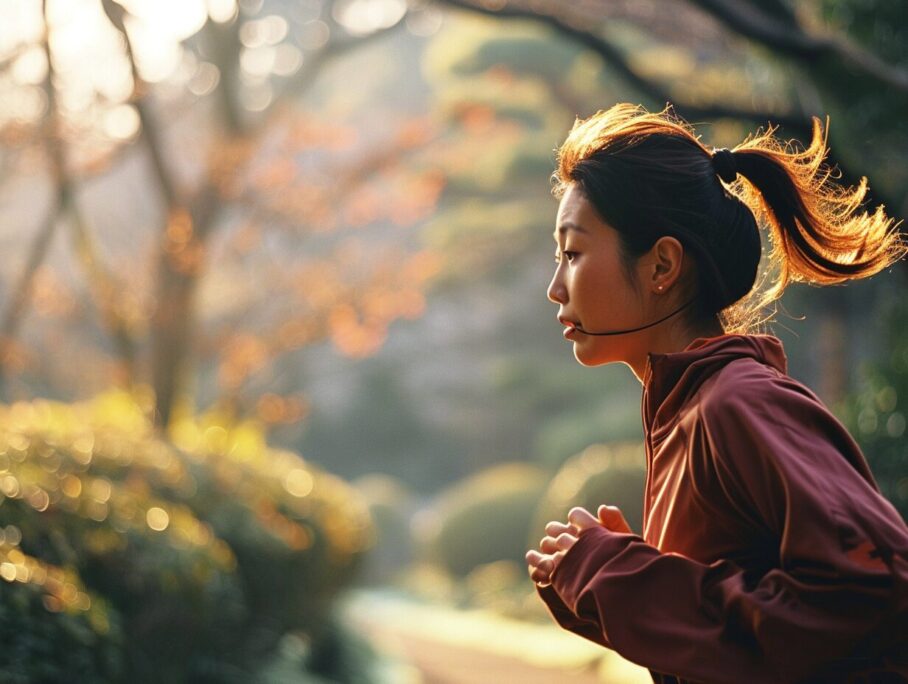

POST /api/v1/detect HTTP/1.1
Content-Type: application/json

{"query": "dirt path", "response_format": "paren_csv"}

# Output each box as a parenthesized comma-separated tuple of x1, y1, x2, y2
(363, 628, 604, 684)
(341, 590, 650, 684)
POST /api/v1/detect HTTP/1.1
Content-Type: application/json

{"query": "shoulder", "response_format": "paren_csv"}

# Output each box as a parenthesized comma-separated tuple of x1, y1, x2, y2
(698, 356, 824, 433)
(695, 356, 871, 486)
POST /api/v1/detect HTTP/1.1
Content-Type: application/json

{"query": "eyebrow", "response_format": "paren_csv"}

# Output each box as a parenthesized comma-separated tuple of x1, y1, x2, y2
(552, 222, 589, 240)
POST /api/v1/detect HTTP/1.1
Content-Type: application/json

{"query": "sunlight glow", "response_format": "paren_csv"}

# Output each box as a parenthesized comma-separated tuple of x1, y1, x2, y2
(273, 44, 303, 76)
(124, 16, 183, 83)
(119, 0, 208, 42)
(207, 0, 238, 24)
(11, 46, 47, 85)
(0, 1, 43, 55)
(239, 15, 288, 47)
(299, 20, 330, 50)
(103, 103, 140, 140)
(146, 507, 171, 531)
(332, 0, 407, 37)
(284, 468, 314, 498)
(240, 46, 276, 77)
(188, 61, 221, 96)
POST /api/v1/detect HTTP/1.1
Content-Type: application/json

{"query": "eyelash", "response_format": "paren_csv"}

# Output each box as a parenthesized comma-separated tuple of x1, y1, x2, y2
(555, 251, 578, 264)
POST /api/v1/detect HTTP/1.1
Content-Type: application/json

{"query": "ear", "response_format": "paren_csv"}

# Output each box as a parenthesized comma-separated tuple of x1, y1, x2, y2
(644, 236, 684, 293)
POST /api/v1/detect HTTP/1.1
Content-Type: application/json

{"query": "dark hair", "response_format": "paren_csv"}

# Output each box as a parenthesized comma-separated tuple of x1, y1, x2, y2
(552, 103, 907, 333)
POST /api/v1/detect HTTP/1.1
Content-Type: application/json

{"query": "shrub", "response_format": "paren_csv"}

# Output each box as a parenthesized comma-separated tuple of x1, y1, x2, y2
(838, 296, 908, 521)
(0, 392, 374, 682)
(0, 540, 122, 682)
(530, 442, 647, 547)
(417, 462, 548, 577)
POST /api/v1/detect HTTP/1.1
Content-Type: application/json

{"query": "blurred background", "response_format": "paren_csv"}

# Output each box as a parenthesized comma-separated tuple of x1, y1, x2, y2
(0, 0, 905, 681)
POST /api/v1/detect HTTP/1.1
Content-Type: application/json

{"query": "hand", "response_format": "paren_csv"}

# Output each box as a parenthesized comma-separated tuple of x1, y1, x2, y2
(596, 504, 632, 534)
(525, 506, 601, 587)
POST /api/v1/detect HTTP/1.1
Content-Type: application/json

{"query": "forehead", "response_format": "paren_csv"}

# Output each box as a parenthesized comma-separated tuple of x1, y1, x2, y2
(554, 185, 599, 239)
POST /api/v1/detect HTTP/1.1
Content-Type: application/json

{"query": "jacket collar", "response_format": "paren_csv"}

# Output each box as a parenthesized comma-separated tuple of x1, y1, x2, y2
(641, 333, 788, 436)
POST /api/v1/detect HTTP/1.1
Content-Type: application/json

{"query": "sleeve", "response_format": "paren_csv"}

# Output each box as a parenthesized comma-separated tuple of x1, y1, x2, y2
(547, 379, 908, 684)
(534, 582, 611, 648)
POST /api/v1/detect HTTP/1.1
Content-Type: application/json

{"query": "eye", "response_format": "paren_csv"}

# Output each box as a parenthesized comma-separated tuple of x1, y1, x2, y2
(554, 249, 578, 264)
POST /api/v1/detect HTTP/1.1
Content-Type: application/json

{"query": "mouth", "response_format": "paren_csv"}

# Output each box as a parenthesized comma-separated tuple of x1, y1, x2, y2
(558, 317, 581, 338)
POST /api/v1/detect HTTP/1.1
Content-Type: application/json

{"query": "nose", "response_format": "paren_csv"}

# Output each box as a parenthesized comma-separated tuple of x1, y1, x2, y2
(547, 265, 567, 305)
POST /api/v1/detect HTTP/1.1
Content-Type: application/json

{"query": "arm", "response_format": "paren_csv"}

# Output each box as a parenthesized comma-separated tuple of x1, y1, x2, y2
(530, 505, 633, 649)
(535, 582, 612, 648)
(550, 381, 908, 683)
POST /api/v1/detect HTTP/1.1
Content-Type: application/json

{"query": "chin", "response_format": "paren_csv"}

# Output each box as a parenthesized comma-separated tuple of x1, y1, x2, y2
(573, 346, 612, 367)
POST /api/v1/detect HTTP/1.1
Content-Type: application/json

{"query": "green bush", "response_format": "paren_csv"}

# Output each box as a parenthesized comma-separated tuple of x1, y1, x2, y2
(838, 296, 908, 521)
(0, 393, 374, 682)
(530, 442, 647, 547)
(417, 462, 548, 577)
(0, 542, 122, 682)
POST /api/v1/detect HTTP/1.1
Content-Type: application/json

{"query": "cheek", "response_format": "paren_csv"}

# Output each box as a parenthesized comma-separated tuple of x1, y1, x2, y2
(574, 261, 624, 306)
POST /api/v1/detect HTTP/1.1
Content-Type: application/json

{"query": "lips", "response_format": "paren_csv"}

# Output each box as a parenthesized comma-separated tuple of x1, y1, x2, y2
(559, 317, 581, 338)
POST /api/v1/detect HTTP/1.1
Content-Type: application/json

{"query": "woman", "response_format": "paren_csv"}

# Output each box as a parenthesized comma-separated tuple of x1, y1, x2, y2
(524, 103, 908, 683)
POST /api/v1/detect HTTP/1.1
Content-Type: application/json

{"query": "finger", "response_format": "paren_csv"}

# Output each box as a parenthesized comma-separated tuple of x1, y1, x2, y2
(567, 506, 600, 531)
(554, 531, 578, 551)
(598, 504, 633, 533)
(530, 569, 551, 586)
(527, 556, 554, 584)
(525, 549, 546, 566)
(535, 549, 568, 585)
(540, 535, 559, 554)
(526, 549, 555, 571)
(545, 520, 578, 537)
(551, 549, 566, 571)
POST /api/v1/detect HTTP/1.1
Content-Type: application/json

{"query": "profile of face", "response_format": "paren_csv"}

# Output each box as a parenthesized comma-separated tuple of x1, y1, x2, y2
(548, 184, 670, 368)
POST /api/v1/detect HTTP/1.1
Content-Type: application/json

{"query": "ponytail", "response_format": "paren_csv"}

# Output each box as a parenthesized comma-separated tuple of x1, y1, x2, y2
(720, 115, 907, 332)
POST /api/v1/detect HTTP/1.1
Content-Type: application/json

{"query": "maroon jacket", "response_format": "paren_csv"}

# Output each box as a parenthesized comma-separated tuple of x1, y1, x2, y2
(536, 334, 908, 683)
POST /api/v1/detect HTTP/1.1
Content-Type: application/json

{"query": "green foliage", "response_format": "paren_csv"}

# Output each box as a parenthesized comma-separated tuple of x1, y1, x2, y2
(423, 198, 547, 279)
(839, 296, 908, 521)
(256, 616, 389, 684)
(0, 392, 374, 682)
(0, 544, 122, 682)
(811, 0, 908, 201)
(531, 442, 647, 544)
(418, 462, 548, 577)
(298, 364, 466, 492)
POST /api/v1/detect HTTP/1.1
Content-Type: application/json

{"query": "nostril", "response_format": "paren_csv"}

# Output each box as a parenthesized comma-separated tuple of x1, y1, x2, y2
(547, 282, 566, 305)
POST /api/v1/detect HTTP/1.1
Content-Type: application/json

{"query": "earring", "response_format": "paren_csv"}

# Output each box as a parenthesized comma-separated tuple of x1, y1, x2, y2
(656, 285, 664, 292)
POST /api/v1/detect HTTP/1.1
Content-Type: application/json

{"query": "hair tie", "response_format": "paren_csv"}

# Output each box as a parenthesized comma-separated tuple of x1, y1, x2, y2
(712, 148, 738, 184)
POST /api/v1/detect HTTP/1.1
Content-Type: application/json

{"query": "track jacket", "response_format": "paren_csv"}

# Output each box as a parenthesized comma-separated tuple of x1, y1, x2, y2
(536, 334, 908, 683)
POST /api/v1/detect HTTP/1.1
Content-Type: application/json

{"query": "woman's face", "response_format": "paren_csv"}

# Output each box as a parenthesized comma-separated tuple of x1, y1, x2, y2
(547, 184, 649, 367)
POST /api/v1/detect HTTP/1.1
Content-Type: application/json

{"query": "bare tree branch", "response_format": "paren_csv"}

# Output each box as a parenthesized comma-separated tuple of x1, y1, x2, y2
(0, 203, 64, 394)
(99, 0, 416, 427)
(432, 0, 903, 231)
(688, 0, 908, 93)
(101, 0, 182, 207)
(1, 0, 138, 392)
(433, 0, 811, 132)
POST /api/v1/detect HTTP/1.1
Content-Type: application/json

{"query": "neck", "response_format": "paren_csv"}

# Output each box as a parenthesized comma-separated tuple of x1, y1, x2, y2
(628, 318, 724, 385)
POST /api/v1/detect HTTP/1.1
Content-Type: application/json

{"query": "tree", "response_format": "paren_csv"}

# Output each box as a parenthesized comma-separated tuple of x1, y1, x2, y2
(431, 0, 907, 224)
(0, 0, 449, 428)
